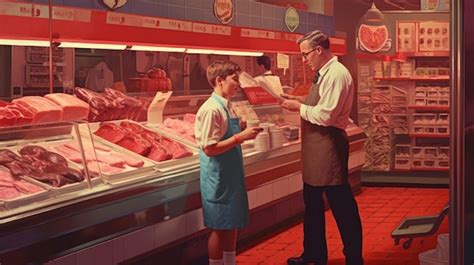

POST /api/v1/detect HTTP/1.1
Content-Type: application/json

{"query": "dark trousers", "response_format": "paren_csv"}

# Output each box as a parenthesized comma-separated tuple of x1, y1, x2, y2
(303, 183, 363, 265)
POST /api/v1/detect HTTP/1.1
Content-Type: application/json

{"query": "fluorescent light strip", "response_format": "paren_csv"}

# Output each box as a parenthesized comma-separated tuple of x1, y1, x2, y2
(60, 42, 127, 50)
(186, 48, 214, 54)
(213, 50, 263, 57)
(0, 39, 49, 47)
(131, 45, 185, 52)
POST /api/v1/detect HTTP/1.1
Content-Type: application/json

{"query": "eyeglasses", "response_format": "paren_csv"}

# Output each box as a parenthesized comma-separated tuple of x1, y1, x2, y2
(301, 47, 319, 60)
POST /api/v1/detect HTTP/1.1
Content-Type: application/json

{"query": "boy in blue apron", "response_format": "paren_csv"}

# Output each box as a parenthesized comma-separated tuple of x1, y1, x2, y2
(195, 61, 262, 265)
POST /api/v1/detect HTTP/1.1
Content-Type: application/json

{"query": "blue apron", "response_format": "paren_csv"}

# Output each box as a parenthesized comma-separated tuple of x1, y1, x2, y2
(199, 94, 249, 229)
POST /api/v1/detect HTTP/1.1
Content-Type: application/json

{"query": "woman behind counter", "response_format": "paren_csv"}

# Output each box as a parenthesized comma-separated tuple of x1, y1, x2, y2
(195, 61, 261, 265)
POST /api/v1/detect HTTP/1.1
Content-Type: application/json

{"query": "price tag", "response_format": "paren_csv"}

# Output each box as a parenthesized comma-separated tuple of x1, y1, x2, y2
(147, 91, 173, 125)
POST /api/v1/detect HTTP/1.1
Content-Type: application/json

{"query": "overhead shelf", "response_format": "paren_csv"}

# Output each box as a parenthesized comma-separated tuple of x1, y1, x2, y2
(409, 133, 450, 139)
(374, 76, 450, 81)
(408, 106, 450, 111)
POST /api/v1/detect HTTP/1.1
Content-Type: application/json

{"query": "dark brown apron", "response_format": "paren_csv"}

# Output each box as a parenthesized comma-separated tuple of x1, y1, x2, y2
(301, 72, 349, 187)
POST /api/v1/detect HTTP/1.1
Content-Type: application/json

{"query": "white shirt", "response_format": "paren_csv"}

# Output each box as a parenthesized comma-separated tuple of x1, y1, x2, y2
(300, 56, 354, 130)
(195, 93, 235, 148)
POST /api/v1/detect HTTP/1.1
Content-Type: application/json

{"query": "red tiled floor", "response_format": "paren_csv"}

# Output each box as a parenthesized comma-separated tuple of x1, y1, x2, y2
(238, 187, 449, 265)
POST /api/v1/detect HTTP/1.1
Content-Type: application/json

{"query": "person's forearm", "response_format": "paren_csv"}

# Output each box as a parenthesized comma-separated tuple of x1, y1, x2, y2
(203, 135, 240, 157)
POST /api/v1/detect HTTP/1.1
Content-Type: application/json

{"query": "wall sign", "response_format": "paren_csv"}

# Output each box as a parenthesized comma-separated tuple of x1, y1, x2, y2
(214, 0, 233, 25)
(100, 0, 128, 11)
(285, 7, 299, 32)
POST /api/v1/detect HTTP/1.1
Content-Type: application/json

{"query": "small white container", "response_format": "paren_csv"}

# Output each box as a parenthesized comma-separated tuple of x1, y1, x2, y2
(254, 131, 270, 151)
(269, 129, 284, 149)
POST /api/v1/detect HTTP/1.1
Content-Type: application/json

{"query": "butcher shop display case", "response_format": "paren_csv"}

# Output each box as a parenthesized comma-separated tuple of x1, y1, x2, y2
(0, 121, 103, 219)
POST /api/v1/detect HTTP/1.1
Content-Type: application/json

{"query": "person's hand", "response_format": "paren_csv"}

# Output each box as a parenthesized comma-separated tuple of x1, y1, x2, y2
(240, 120, 247, 130)
(281, 100, 301, 112)
(280, 93, 296, 100)
(238, 127, 262, 141)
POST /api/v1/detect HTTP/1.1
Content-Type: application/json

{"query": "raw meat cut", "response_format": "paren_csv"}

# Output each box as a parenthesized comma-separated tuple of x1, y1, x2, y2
(358, 24, 388, 53)
(0, 187, 21, 200)
(160, 138, 192, 159)
(120, 121, 144, 132)
(0, 180, 14, 188)
(12, 96, 62, 124)
(110, 152, 144, 168)
(53, 145, 83, 163)
(19, 145, 47, 158)
(87, 161, 122, 175)
(64, 142, 112, 152)
(44, 93, 90, 121)
(42, 151, 68, 167)
(0, 104, 35, 127)
(94, 123, 127, 143)
(75, 87, 148, 122)
(13, 180, 43, 194)
(0, 149, 21, 164)
(116, 135, 151, 156)
(45, 165, 84, 182)
(183, 113, 196, 124)
(93, 150, 125, 168)
(147, 143, 171, 162)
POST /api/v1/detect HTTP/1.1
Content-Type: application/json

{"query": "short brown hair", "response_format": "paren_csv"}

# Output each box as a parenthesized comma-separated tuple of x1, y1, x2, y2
(206, 60, 241, 87)
(297, 30, 330, 50)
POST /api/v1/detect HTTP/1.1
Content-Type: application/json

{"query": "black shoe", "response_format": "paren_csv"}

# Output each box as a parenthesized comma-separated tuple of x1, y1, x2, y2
(287, 255, 315, 265)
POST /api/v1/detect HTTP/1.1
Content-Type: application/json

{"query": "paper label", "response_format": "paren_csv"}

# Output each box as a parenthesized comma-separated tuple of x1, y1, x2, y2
(147, 91, 173, 125)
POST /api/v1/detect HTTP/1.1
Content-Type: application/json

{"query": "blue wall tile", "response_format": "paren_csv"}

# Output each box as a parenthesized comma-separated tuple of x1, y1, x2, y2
(250, 2, 262, 17)
(185, 7, 204, 21)
(205, 10, 219, 24)
(132, 1, 156, 16)
(169, 5, 185, 20)
(262, 18, 273, 30)
(261, 3, 273, 18)
(185, 0, 203, 9)
(63, 0, 93, 8)
(156, 3, 169, 18)
(273, 6, 285, 21)
(296, 23, 308, 34)
(299, 11, 308, 25)
(236, 14, 251, 28)
(235, 0, 251, 15)
(168, 0, 185, 6)
(273, 19, 286, 32)
(33, 0, 63, 4)
(308, 12, 317, 25)
(251, 16, 262, 29)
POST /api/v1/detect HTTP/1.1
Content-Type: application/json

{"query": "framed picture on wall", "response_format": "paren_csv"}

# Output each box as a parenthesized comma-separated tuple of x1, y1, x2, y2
(397, 21, 417, 53)
(418, 21, 449, 52)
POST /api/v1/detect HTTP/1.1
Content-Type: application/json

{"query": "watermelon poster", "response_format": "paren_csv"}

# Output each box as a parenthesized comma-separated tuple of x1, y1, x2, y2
(355, 3, 391, 54)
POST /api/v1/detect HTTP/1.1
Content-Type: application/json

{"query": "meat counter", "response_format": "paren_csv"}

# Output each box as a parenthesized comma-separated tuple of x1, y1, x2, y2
(0, 97, 367, 265)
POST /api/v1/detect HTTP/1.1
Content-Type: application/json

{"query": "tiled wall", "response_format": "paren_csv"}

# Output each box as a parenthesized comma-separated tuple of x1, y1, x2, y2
(29, 0, 336, 35)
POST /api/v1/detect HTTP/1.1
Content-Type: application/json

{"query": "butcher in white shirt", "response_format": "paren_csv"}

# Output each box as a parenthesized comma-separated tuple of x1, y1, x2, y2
(281, 30, 363, 265)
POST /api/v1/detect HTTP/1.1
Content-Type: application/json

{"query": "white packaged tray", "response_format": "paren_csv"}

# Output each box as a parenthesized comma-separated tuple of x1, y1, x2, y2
(4, 185, 51, 210)
(89, 120, 199, 173)
(21, 175, 92, 197)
